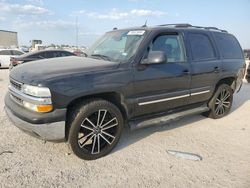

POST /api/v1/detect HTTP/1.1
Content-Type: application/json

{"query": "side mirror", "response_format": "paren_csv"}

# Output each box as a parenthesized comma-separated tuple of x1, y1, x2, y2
(142, 51, 167, 65)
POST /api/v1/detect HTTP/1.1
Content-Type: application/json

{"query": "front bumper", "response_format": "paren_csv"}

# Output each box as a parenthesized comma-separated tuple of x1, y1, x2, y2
(4, 93, 66, 141)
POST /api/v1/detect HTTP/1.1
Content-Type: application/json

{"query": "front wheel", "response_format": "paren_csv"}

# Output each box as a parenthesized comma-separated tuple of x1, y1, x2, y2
(68, 99, 124, 160)
(205, 84, 233, 119)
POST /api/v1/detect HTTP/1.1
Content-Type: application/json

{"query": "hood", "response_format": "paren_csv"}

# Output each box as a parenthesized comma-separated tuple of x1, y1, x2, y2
(10, 56, 119, 85)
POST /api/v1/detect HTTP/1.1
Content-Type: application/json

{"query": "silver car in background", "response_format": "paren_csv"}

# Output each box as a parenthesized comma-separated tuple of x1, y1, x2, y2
(0, 49, 24, 68)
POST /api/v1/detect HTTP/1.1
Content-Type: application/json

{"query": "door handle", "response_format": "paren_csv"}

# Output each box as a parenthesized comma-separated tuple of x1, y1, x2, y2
(214, 67, 220, 73)
(182, 69, 190, 75)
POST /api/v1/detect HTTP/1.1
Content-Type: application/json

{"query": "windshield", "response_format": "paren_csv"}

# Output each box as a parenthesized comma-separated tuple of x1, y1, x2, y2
(87, 30, 146, 63)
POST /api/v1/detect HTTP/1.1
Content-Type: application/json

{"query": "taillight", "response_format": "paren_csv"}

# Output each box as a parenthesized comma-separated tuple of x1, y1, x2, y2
(11, 60, 23, 66)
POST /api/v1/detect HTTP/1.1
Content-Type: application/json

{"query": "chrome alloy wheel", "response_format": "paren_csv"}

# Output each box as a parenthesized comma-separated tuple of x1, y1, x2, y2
(78, 109, 118, 155)
(214, 89, 231, 116)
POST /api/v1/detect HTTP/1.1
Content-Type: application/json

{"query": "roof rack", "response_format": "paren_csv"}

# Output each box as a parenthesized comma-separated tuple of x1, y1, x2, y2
(158, 24, 228, 33)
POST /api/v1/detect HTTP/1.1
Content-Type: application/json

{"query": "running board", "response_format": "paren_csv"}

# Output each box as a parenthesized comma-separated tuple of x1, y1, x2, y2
(129, 106, 209, 131)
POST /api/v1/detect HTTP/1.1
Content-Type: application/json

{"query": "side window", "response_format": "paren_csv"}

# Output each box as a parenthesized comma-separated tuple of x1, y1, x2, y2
(44, 52, 54, 58)
(30, 54, 39, 58)
(37, 52, 46, 59)
(214, 33, 243, 59)
(56, 51, 63, 57)
(47, 51, 63, 58)
(12, 50, 24, 56)
(63, 51, 74, 56)
(59, 52, 67, 57)
(189, 33, 216, 61)
(150, 34, 185, 63)
(0, 50, 11, 55)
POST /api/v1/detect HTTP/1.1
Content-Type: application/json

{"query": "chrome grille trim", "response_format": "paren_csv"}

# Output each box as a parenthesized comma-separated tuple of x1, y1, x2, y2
(10, 93, 23, 105)
(9, 85, 52, 105)
(10, 78, 23, 91)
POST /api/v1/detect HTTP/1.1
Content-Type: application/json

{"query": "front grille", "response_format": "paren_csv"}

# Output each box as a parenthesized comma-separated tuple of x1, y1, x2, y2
(10, 79, 22, 91)
(10, 93, 23, 105)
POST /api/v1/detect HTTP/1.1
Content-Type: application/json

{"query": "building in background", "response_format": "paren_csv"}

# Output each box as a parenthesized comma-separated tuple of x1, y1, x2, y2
(0, 30, 18, 48)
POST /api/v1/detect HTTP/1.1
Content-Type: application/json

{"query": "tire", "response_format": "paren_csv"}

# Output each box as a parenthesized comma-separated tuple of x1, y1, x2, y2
(204, 84, 233, 119)
(68, 99, 124, 160)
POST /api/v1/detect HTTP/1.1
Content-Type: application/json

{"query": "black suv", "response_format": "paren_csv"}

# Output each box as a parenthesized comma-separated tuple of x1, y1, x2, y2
(5, 24, 246, 160)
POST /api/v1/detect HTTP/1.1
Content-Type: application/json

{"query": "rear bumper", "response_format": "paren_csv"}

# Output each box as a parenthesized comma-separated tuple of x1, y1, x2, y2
(4, 93, 66, 141)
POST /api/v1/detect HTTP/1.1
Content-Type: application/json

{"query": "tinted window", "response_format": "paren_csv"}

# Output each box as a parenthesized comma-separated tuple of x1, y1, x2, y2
(150, 34, 185, 62)
(45, 51, 63, 58)
(53, 51, 63, 58)
(214, 33, 243, 59)
(29, 54, 39, 58)
(0, 50, 11, 55)
(31, 52, 46, 59)
(189, 33, 216, 60)
(12, 50, 24, 56)
(44, 51, 54, 58)
(61, 51, 74, 57)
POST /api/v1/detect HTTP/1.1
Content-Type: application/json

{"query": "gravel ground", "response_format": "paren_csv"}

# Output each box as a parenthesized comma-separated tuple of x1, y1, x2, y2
(0, 64, 250, 188)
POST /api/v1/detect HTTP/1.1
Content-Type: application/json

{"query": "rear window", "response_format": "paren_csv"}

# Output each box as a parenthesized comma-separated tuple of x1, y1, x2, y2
(189, 33, 216, 61)
(214, 33, 243, 59)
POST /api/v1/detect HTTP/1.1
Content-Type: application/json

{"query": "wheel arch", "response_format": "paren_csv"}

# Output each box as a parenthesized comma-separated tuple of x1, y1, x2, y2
(215, 76, 236, 92)
(65, 92, 129, 140)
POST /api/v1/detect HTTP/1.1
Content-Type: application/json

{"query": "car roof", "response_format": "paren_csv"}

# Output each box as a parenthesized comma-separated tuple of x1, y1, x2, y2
(111, 24, 230, 35)
(0, 49, 23, 51)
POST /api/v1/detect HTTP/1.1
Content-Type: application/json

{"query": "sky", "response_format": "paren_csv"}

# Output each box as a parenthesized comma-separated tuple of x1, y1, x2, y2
(0, 0, 249, 48)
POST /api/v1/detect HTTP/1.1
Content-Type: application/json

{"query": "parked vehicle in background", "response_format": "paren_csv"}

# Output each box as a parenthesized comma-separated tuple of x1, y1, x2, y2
(10, 49, 76, 69)
(5, 24, 246, 160)
(0, 49, 24, 68)
(19, 46, 30, 53)
(246, 64, 250, 82)
(73, 49, 87, 57)
(244, 49, 250, 60)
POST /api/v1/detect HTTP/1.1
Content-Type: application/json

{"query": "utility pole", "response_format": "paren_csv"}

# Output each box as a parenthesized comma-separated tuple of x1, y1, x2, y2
(76, 16, 78, 49)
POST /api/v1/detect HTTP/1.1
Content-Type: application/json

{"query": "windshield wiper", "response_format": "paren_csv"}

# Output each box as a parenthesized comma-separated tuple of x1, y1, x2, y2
(91, 54, 112, 61)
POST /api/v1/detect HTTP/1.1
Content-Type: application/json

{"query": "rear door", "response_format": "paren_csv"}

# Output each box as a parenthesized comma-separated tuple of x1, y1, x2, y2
(133, 32, 191, 117)
(187, 32, 221, 104)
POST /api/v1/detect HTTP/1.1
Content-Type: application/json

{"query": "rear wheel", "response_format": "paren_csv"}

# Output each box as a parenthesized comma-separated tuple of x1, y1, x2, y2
(68, 99, 124, 160)
(205, 84, 233, 119)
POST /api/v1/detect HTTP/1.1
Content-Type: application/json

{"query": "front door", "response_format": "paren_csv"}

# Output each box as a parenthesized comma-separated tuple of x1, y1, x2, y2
(133, 33, 191, 117)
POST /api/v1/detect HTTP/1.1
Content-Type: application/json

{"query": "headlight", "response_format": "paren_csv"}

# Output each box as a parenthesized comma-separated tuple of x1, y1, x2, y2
(23, 84, 51, 97)
(22, 84, 52, 112)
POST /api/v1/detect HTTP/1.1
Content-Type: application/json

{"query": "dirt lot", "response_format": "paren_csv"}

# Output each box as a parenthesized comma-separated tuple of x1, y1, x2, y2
(0, 66, 250, 188)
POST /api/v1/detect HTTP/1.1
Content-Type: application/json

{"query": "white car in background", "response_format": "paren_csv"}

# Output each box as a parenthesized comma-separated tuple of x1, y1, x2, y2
(0, 49, 24, 68)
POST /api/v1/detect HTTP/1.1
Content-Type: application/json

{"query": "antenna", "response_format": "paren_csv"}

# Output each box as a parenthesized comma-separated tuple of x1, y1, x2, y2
(142, 20, 147, 27)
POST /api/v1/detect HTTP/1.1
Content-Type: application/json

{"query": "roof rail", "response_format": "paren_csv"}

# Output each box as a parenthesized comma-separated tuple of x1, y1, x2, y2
(158, 24, 228, 33)
(159, 23, 192, 27)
